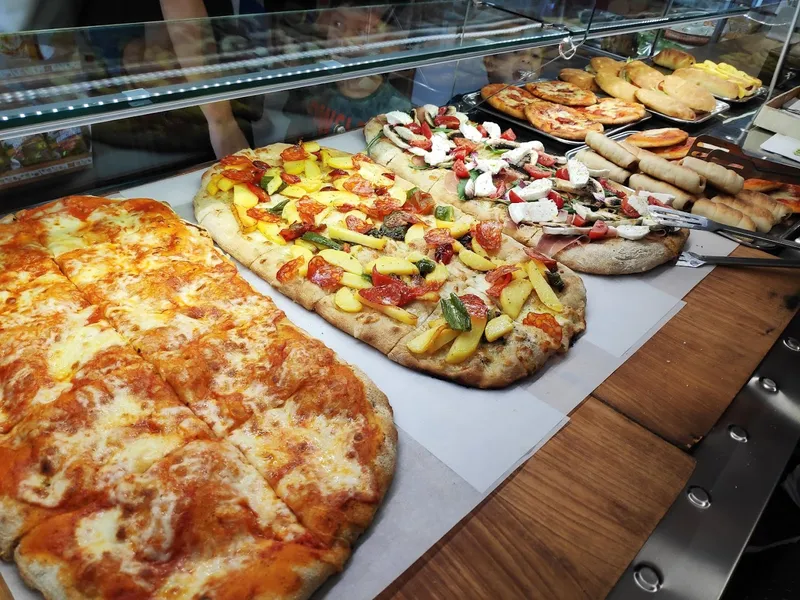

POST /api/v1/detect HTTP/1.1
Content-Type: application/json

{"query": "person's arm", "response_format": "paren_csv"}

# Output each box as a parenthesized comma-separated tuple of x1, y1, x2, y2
(159, 0, 249, 158)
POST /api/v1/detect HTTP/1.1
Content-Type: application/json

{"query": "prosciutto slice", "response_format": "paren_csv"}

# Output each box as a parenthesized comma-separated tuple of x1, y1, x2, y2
(536, 234, 589, 256)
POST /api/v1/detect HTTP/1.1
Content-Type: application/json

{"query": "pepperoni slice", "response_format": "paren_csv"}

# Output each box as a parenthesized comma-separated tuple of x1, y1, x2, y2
(245, 182, 270, 203)
(221, 168, 258, 182)
(371, 267, 403, 288)
(524, 248, 558, 272)
(220, 155, 253, 167)
(403, 189, 435, 215)
(246, 207, 281, 222)
(424, 228, 454, 247)
(343, 176, 375, 197)
(306, 255, 343, 291)
(522, 312, 563, 348)
(296, 197, 326, 225)
(279, 222, 320, 242)
(474, 221, 503, 253)
(486, 274, 513, 298)
(280, 145, 308, 161)
(485, 264, 519, 283)
(276, 256, 305, 283)
(383, 210, 421, 229)
(352, 153, 374, 165)
(361, 197, 401, 220)
(280, 172, 301, 185)
(346, 214, 372, 233)
(252, 160, 270, 170)
(328, 168, 349, 179)
(459, 294, 488, 319)
(336, 203, 357, 213)
(434, 243, 454, 264)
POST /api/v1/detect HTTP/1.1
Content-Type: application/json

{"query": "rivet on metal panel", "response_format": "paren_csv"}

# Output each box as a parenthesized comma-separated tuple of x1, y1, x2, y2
(759, 377, 778, 393)
(728, 425, 749, 442)
(633, 565, 662, 593)
(784, 337, 800, 352)
(687, 486, 711, 509)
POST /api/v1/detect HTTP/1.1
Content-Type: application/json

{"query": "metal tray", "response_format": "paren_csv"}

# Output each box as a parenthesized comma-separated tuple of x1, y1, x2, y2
(460, 89, 651, 147)
(567, 131, 800, 250)
(644, 97, 730, 125)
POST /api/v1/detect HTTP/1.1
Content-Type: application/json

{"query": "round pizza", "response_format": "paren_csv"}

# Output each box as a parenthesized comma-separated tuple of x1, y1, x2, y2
(480, 83, 535, 120)
(524, 100, 604, 141)
(648, 136, 696, 160)
(524, 80, 598, 106)
(578, 97, 647, 125)
(363, 105, 689, 276)
(626, 128, 689, 148)
(195, 143, 586, 388)
(0, 196, 397, 598)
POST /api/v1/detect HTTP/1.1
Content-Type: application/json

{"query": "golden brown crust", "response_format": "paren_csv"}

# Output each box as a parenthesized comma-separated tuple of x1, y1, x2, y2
(673, 68, 740, 99)
(622, 61, 665, 91)
(548, 229, 689, 275)
(595, 70, 640, 103)
(558, 68, 599, 91)
(659, 76, 716, 113)
(648, 137, 696, 160)
(634, 89, 696, 120)
(653, 48, 696, 70)
(480, 84, 535, 120)
(626, 128, 689, 148)
(589, 57, 623, 75)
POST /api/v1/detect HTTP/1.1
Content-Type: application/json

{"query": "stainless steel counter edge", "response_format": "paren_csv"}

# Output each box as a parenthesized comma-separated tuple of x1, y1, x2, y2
(607, 311, 800, 599)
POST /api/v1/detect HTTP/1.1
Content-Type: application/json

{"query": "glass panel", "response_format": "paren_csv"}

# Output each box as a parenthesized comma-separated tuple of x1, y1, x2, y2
(0, 2, 566, 136)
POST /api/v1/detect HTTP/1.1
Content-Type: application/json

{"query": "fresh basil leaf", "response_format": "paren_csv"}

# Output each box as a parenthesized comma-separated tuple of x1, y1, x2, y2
(301, 232, 343, 251)
(440, 293, 471, 332)
(267, 199, 290, 215)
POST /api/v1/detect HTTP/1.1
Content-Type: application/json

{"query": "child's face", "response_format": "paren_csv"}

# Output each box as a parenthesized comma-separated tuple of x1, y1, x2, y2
(483, 49, 544, 83)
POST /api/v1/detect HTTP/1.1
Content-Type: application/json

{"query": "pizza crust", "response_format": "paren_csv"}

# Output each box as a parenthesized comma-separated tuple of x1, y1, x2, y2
(549, 229, 689, 275)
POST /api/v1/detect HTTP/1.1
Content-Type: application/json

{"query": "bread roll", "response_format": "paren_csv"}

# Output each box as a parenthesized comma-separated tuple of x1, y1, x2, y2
(638, 154, 706, 195)
(585, 131, 638, 170)
(737, 190, 791, 222)
(712, 195, 773, 232)
(653, 49, 696, 70)
(692, 199, 756, 231)
(559, 68, 598, 91)
(623, 62, 665, 90)
(575, 149, 631, 183)
(678, 157, 744, 196)
(628, 174, 697, 210)
(589, 57, 622, 75)
(635, 88, 696, 120)
(595, 70, 639, 103)
(659, 76, 716, 113)
(673, 68, 739, 99)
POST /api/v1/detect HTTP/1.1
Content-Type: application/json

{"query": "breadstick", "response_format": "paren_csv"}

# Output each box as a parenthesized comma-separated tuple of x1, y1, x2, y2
(736, 190, 790, 223)
(678, 157, 744, 196)
(575, 149, 631, 183)
(638, 154, 706, 195)
(585, 131, 638, 170)
(712, 195, 773, 232)
(692, 198, 756, 231)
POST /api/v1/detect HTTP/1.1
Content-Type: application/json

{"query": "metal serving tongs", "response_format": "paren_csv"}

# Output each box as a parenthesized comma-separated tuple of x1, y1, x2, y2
(676, 251, 800, 269)
(648, 205, 800, 252)
(457, 1, 600, 113)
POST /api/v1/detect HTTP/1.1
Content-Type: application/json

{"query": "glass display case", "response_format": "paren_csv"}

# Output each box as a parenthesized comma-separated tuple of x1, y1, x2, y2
(0, 0, 797, 212)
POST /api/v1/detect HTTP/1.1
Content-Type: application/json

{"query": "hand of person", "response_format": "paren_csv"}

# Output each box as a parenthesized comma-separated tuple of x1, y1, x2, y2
(202, 101, 250, 158)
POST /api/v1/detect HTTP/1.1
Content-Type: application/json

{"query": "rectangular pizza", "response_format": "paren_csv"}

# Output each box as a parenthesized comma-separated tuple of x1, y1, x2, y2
(0, 196, 397, 599)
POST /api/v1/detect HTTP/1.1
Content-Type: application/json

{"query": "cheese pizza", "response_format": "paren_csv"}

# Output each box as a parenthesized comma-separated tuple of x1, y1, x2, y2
(0, 196, 397, 599)
(524, 80, 598, 106)
(365, 106, 687, 275)
(194, 143, 587, 388)
(523, 100, 604, 141)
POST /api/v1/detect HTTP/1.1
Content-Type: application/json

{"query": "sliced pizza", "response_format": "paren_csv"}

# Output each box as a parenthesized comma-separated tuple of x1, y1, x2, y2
(523, 100, 604, 141)
(15, 440, 348, 599)
(524, 80, 598, 106)
(480, 83, 535, 120)
(194, 144, 586, 388)
(578, 97, 647, 125)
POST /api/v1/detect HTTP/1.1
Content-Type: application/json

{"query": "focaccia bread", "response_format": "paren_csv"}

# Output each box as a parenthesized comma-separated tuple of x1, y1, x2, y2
(559, 68, 598, 91)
